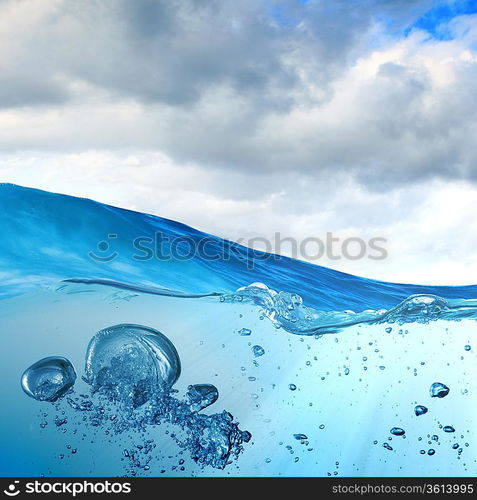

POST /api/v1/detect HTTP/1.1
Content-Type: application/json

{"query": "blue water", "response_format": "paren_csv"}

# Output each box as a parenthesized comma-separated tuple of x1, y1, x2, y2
(1, 183, 476, 477)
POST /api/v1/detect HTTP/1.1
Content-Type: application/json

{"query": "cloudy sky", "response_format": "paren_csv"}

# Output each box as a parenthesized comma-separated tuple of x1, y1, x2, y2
(1, 0, 476, 285)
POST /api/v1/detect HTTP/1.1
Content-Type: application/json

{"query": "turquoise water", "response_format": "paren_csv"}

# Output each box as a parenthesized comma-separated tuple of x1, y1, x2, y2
(1, 184, 476, 477)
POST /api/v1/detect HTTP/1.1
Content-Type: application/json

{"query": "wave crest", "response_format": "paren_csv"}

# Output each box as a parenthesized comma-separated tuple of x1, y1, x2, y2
(58, 279, 477, 336)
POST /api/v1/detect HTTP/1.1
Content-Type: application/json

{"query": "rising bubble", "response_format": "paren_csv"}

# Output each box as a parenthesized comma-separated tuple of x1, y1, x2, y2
(252, 345, 265, 357)
(429, 382, 450, 398)
(21, 356, 76, 402)
(187, 383, 219, 412)
(390, 427, 405, 436)
(83, 324, 181, 407)
(414, 405, 428, 416)
(239, 328, 252, 336)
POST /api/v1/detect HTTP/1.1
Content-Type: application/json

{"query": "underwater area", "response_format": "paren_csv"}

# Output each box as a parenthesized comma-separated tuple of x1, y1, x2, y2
(1, 184, 477, 477)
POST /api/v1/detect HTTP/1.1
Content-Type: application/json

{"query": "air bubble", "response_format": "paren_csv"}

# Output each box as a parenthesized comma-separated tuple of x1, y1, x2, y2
(21, 356, 76, 402)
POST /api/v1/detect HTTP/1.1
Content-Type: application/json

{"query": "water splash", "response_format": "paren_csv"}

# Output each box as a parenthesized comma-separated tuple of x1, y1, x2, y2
(21, 357, 76, 402)
(223, 283, 477, 335)
(57, 279, 477, 337)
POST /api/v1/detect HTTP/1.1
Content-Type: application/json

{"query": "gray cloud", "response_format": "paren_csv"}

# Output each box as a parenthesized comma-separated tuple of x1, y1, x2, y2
(0, 74, 68, 109)
(0, 0, 432, 108)
(1, 0, 476, 189)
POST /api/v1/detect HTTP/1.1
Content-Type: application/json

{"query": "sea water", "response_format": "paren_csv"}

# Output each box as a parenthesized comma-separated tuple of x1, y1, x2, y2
(1, 184, 476, 477)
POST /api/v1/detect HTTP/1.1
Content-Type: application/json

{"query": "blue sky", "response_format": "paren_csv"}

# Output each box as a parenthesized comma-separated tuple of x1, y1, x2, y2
(272, 0, 477, 40)
(0, 0, 476, 285)
(407, 0, 477, 38)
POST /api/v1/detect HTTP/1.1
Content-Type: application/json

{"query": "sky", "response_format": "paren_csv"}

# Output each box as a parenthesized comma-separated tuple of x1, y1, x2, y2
(1, 0, 477, 285)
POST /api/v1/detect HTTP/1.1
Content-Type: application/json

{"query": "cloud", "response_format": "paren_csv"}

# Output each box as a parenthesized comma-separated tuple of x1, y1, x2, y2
(0, 0, 476, 187)
(0, 0, 433, 108)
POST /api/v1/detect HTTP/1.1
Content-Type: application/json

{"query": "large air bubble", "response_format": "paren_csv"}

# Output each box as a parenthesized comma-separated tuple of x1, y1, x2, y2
(83, 323, 181, 407)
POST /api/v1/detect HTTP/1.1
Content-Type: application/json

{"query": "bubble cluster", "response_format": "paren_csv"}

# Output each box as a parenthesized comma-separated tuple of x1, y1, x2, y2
(22, 324, 250, 472)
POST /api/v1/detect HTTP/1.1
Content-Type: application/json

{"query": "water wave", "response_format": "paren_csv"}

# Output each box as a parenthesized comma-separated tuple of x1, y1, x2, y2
(57, 278, 477, 335)
(2, 184, 477, 312)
